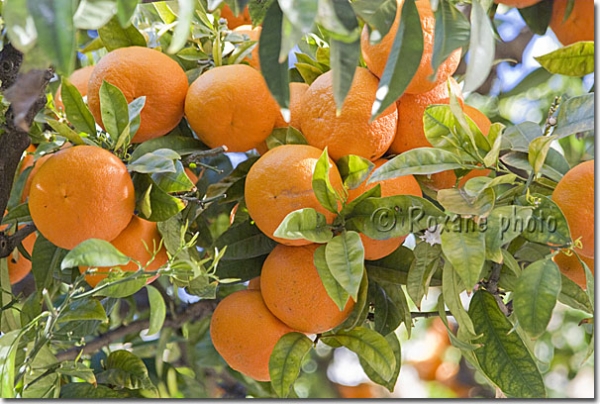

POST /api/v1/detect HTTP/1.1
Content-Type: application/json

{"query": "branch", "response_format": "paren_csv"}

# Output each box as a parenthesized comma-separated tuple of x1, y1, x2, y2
(182, 146, 229, 166)
(411, 310, 452, 319)
(0, 224, 37, 259)
(55, 299, 218, 362)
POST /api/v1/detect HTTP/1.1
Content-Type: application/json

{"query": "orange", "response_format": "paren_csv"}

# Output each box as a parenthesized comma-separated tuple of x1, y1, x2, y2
(79, 215, 168, 288)
(19, 144, 37, 175)
(347, 159, 422, 260)
(247, 276, 261, 290)
(210, 290, 293, 381)
(244, 144, 344, 246)
(1, 212, 37, 284)
(55, 66, 95, 111)
(274, 82, 309, 129)
(28, 145, 135, 250)
(360, 0, 461, 95)
(549, 0, 594, 46)
(219, 4, 252, 29)
(20, 153, 53, 203)
(88, 47, 189, 143)
(336, 383, 380, 399)
(261, 244, 355, 334)
(494, 0, 542, 7)
(298, 67, 397, 161)
(184, 64, 279, 152)
(233, 25, 261, 70)
(552, 160, 594, 258)
(553, 250, 594, 289)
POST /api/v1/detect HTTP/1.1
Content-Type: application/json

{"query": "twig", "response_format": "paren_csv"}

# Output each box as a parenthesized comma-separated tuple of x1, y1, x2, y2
(55, 299, 218, 361)
(0, 223, 36, 259)
(411, 310, 452, 319)
(182, 146, 229, 165)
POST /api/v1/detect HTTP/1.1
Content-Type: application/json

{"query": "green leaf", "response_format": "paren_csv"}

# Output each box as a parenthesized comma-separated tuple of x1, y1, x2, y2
(94, 274, 148, 298)
(312, 148, 341, 213)
(269, 332, 313, 398)
(97, 16, 147, 51)
(128, 149, 179, 174)
(345, 195, 445, 240)
(516, 194, 571, 249)
(371, 0, 423, 119)
(437, 188, 495, 217)
(316, 0, 360, 42)
(535, 42, 594, 77)
(557, 273, 593, 314)
(513, 259, 561, 339)
(56, 362, 96, 385)
(47, 119, 85, 146)
(437, 295, 480, 352)
(99, 81, 130, 139)
(463, 0, 495, 92)
(321, 327, 395, 381)
(369, 280, 409, 337)
(337, 155, 375, 190)
(214, 255, 266, 283)
(406, 242, 441, 309)
(279, 0, 318, 36)
(32, 234, 67, 290)
(441, 261, 476, 337)
(273, 208, 333, 243)
(0, 330, 21, 398)
(265, 127, 308, 149)
(528, 135, 557, 175)
(129, 135, 207, 162)
(351, 0, 397, 44)
(440, 224, 485, 292)
(330, 38, 360, 111)
(359, 332, 401, 392)
(74, 0, 118, 30)
(431, 0, 470, 76)
(337, 272, 369, 331)
(484, 206, 533, 263)
(325, 231, 364, 300)
(167, 0, 194, 54)
(501, 151, 567, 183)
(146, 285, 166, 335)
(314, 245, 350, 311)
(215, 220, 277, 260)
(503, 122, 543, 152)
(150, 160, 194, 193)
(553, 93, 594, 138)
(499, 68, 553, 99)
(134, 176, 186, 222)
(60, 78, 97, 135)
(4, 0, 37, 53)
(518, 0, 552, 35)
(340, 184, 381, 216)
(116, 0, 140, 27)
(365, 246, 418, 287)
(97, 350, 156, 390)
(61, 239, 130, 269)
(468, 290, 546, 398)
(27, 0, 76, 75)
(60, 383, 144, 398)
(259, 1, 290, 109)
(58, 298, 108, 323)
(369, 148, 465, 180)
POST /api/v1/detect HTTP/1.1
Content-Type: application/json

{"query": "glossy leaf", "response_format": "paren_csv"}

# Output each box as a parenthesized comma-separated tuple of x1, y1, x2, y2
(369, 280, 406, 336)
(265, 127, 308, 149)
(314, 245, 350, 311)
(558, 273, 593, 314)
(351, 0, 397, 43)
(437, 188, 495, 217)
(146, 285, 166, 335)
(27, 0, 76, 75)
(61, 239, 130, 269)
(32, 234, 67, 290)
(516, 194, 571, 248)
(128, 149, 179, 174)
(441, 261, 476, 336)
(359, 333, 401, 392)
(56, 362, 96, 385)
(371, 0, 423, 118)
(58, 298, 108, 323)
(60, 383, 143, 398)
(553, 93, 594, 139)
(216, 220, 277, 260)
(503, 122, 543, 152)
(98, 16, 147, 51)
(431, 0, 469, 76)
(46, 119, 85, 146)
(321, 327, 395, 381)
(99, 81, 130, 139)
(312, 148, 341, 214)
(273, 208, 334, 243)
(440, 224, 485, 292)
(513, 259, 561, 339)
(468, 290, 546, 398)
(406, 242, 441, 309)
(150, 160, 194, 193)
(74, 0, 118, 30)
(535, 42, 594, 77)
(463, 0, 495, 92)
(269, 332, 313, 398)
(337, 155, 374, 190)
(528, 135, 557, 175)
(168, 0, 194, 54)
(518, 0, 552, 35)
(0, 330, 21, 398)
(97, 350, 155, 390)
(484, 206, 533, 263)
(60, 78, 97, 135)
(365, 246, 418, 287)
(330, 38, 360, 111)
(325, 231, 364, 300)
(4, 0, 37, 53)
(369, 148, 465, 181)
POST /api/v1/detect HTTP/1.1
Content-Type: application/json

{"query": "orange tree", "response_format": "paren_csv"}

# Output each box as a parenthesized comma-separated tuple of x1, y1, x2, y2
(0, 0, 594, 399)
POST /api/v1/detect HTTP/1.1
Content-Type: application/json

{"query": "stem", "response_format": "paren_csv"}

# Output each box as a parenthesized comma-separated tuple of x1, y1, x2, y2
(411, 310, 452, 319)
(182, 146, 228, 165)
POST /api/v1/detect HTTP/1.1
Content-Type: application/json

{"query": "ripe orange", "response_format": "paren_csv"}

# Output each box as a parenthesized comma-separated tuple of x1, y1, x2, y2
(1, 212, 37, 285)
(55, 66, 95, 111)
(360, 0, 461, 95)
(247, 276, 261, 290)
(79, 215, 168, 288)
(244, 144, 344, 246)
(87, 47, 189, 143)
(19, 144, 37, 175)
(553, 250, 594, 289)
(219, 4, 252, 29)
(494, 0, 542, 7)
(28, 145, 135, 250)
(347, 159, 422, 260)
(210, 290, 294, 381)
(184, 64, 279, 152)
(261, 244, 355, 334)
(20, 153, 53, 203)
(298, 67, 397, 161)
(274, 82, 309, 129)
(552, 160, 594, 258)
(549, 0, 594, 46)
(233, 25, 261, 70)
